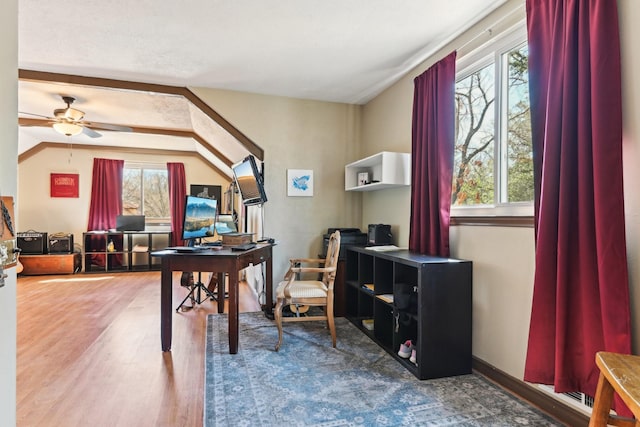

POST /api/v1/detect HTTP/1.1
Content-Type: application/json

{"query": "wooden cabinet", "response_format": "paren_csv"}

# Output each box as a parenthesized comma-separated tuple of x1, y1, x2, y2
(83, 231, 171, 272)
(345, 247, 472, 380)
(344, 151, 410, 191)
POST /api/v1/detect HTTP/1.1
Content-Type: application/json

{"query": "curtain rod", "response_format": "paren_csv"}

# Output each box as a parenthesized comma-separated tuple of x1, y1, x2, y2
(455, 4, 525, 53)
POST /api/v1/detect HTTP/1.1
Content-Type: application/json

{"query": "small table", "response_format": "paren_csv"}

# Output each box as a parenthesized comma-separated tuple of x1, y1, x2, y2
(151, 244, 273, 354)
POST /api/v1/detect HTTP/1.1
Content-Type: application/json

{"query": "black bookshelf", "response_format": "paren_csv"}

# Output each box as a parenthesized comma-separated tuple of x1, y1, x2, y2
(345, 247, 472, 380)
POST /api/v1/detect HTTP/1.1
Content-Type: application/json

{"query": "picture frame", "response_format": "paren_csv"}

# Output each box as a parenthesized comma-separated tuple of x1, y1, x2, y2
(287, 169, 314, 197)
(50, 173, 79, 198)
(190, 184, 222, 205)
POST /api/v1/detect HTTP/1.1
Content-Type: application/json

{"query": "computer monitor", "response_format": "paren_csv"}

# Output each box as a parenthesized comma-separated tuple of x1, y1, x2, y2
(180, 195, 217, 242)
(116, 215, 145, 231)
(215, 213, 238, 235)
(232, 155, 268, 206)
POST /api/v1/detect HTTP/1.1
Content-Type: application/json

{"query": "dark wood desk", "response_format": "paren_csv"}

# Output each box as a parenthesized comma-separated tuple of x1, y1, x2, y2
(151, 244, 273, 354)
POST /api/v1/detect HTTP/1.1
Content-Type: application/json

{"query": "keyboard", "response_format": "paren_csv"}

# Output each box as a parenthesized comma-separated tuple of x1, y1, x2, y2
(231, 242, 257, 251)
(200, 240, 222, 247)
(167, 246, 204, 253)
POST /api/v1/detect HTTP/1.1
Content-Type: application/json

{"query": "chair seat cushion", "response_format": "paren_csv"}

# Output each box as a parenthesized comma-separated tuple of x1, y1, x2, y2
(276, 280, 328, 299)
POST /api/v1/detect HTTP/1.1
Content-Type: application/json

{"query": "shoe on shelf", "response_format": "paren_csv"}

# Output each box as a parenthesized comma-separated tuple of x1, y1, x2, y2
(410, 348, 417, 365)
(398, 340, 413, 358)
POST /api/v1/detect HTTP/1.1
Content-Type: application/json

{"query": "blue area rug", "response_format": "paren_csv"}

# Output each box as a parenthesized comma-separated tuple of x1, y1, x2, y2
(204, 312, 561, 426)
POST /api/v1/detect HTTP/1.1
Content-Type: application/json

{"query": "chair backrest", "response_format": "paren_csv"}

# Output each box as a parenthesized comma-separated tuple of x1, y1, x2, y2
(322, 231, 341, 286)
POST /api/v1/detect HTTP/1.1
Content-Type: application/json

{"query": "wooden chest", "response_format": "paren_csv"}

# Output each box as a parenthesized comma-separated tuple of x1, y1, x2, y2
(221, 233, 254, 246)
(20, 253, 82, 275)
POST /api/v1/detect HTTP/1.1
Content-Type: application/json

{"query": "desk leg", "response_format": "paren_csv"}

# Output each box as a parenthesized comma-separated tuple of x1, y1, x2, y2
(216, 272, 224, 314)
(160, 263, 172, 351)
(265, 257, 273, 315)
(228, 269, 239, 354)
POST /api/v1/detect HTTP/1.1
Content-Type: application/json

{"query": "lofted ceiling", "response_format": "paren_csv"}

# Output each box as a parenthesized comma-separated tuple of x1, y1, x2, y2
(18, 0, 507, 175)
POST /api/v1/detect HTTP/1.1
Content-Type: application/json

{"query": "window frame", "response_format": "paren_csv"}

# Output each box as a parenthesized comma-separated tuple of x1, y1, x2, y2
(122, 161, 171, 225)
(451, 22, 533, 221)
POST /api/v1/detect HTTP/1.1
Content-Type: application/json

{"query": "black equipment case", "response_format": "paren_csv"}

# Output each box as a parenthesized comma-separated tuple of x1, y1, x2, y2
(49, 233, 74, 253)
(17, 231, 48, 254)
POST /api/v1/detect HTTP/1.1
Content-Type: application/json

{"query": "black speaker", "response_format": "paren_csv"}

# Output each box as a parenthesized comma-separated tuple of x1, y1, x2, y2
(17, 231, 48, 254)
(49, 234, 74, 253)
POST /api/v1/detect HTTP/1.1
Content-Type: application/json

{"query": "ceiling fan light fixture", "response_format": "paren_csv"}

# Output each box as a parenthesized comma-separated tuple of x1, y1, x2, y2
(54, 107, 84, 122)
(53, 122, 83, 136)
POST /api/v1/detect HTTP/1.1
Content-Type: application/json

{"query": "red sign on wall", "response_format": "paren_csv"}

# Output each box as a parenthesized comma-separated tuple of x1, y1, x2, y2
(50, 173, 79, 198)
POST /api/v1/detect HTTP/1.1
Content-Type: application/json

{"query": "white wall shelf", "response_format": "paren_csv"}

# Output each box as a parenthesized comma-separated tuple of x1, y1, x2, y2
(345, 151, 410, 191)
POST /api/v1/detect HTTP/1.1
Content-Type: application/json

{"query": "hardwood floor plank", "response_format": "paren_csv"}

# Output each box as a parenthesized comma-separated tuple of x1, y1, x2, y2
(17, 271, 262, 427)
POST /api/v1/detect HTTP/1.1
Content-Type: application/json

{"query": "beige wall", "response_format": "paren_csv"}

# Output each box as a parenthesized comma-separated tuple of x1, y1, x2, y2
(1, 0, 17, 424)
(360, 0, 640, 384)
(17, 147, 229, 250)
(190, 89, 363, 280)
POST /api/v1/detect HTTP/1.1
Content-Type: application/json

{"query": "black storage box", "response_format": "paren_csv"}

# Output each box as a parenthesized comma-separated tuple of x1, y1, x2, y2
(49, 233, 74, 253)
(323, 228, 367, 259)
(368, 224, 392, 245)
(17, 231, 48, 254)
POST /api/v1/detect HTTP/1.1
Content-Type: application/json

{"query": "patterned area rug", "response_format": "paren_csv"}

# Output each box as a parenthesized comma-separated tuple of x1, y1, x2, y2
(204, 312, 562, 426)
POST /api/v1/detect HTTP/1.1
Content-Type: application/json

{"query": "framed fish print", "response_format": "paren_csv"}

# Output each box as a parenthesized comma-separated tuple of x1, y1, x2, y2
(287, 169, 313, 197)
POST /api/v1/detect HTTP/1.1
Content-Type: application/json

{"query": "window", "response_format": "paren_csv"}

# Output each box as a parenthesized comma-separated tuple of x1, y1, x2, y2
(453, 26, 533, 216)
(122, 162, 170, 221)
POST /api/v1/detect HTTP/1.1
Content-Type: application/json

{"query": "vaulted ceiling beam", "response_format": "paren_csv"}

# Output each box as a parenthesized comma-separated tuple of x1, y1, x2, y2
(18, 69, 264, 161)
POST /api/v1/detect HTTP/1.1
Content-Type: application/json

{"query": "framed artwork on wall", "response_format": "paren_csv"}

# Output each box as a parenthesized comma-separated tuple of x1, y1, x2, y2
(287, 169, 313, 197)
(190, 184, 222, 204)
(50, 173, 79, 198)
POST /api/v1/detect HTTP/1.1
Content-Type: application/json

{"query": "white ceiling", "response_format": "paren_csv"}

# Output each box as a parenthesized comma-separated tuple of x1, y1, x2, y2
(18, 0, 507, 173)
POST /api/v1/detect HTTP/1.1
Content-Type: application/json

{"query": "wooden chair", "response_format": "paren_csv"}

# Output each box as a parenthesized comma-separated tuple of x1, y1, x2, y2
(589, 351, 640, 427)
(274, 230, 341, 351)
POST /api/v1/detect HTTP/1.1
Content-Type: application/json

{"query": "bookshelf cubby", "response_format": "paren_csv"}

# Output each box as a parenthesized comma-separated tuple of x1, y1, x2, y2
(83, 231, 171, 272)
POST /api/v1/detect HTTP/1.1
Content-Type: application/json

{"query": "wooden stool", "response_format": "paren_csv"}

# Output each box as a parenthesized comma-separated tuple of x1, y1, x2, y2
(589, 352, 640, 427)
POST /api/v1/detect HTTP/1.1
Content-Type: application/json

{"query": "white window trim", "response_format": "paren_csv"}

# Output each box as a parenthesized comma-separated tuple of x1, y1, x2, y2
(452, 21, 533, 218)
(123, 161, 171, 222)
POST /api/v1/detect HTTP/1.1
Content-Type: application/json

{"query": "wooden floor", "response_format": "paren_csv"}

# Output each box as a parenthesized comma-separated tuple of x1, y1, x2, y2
(16, 271, 262, 427)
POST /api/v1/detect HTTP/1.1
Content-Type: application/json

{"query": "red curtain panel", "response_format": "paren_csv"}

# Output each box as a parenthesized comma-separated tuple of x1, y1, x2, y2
(409, 51, 457, 257)
(167, 162, 186, 246)
(524, 0, 632, 416)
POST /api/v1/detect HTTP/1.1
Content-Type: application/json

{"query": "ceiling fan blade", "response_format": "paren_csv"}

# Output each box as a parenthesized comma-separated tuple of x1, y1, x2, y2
(82, 126, 102, 138)
(84, 121, 133, 132)
(19, 111, 55, 120)
(18, 117, 55, 127)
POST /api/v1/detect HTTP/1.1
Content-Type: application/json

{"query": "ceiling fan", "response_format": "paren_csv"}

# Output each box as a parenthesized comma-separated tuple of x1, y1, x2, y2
(19, 95, 132, 138)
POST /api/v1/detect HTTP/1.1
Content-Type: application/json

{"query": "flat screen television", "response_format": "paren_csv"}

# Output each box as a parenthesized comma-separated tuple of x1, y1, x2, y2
(232, 155, 267, 206)
(181, 195, 217, 242)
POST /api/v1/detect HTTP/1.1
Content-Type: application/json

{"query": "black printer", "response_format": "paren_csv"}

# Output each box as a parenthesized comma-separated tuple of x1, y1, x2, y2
(322, 227, 367, 259)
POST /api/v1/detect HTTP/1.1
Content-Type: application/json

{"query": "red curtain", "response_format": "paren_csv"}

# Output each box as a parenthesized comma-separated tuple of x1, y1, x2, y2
(167, 162, 186, 246)
(409, 51, 456, 257)
(87, 158, 124, 267)
(524, 0, 632, 412)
